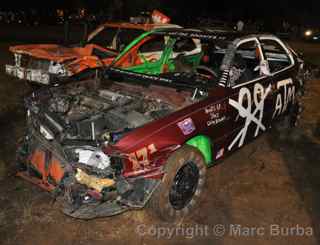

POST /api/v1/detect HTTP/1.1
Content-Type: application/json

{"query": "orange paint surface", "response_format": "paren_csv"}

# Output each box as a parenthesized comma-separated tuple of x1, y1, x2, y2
(49, 157, 65, 183)
(28, 149, 65, 185)
(30, 149, 46, 176)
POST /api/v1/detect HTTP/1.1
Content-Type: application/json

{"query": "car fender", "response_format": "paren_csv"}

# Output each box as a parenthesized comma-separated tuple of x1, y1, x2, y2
(186, 135, 212, 166)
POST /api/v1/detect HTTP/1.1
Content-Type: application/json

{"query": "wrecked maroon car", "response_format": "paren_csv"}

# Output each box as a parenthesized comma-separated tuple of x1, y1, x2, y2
(16, 29, 306, 221)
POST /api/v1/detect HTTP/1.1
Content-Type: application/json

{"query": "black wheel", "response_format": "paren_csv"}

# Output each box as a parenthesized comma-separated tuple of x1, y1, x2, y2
(148, 145, 207, 222)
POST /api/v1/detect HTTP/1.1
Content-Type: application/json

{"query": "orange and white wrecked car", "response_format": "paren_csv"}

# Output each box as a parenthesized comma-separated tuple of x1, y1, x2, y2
(5, 10, 180, 85)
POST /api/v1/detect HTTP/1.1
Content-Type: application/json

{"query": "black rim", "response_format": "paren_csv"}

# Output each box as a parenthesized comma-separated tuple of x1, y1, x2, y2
(169, 161, 200, 210)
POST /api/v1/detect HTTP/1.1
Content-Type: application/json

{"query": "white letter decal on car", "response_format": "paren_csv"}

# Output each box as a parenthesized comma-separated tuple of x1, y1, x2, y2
(272, 78, 295, 118)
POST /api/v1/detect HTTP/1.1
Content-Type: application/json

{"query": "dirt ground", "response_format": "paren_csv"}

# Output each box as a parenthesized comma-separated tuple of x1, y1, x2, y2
(0, 38, 320, 245)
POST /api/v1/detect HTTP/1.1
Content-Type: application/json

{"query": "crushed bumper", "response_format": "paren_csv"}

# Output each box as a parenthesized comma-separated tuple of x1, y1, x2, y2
(17, 130, 161, 219)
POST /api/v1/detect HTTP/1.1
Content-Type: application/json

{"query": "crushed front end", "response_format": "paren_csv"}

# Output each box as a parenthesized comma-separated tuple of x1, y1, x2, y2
(5, 44, 117, 85)
(16, 80, 176, 219)
(5, 49, 73, 85)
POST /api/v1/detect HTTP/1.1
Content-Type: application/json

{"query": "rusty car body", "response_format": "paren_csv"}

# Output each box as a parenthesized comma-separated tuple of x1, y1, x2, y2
(16, 29, 305, 221)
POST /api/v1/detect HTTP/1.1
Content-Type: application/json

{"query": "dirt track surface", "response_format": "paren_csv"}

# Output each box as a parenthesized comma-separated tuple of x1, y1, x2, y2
(0, 40, 320, 245)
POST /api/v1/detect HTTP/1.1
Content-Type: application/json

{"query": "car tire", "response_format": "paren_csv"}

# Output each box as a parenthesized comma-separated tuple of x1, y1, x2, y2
(148, 145, 207, 222)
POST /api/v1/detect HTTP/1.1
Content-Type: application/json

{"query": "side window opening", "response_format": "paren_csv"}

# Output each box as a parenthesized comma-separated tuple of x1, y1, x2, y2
(89, 28, 118, 49)
(201, 42, 226, 72)
(89, 27, 144, 52)
(169, 38, 201, 74)
(137, 35, 165, 63)
(229, 40, 262, 87)
(116, 29, 145, 50)
(173, 38, 197, 53)
(161, 40, 224, 87)
(139, 35, 165, 53)
(259, 39, 291, 73)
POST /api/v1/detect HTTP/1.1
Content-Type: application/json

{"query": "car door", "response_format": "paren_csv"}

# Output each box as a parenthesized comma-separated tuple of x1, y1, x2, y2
(226, 37, 274, 153)
(258, 37, 296, 121)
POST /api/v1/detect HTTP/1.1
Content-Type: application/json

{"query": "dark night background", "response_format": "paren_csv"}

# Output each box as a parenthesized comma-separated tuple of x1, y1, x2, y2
(1, 0, 319, 27)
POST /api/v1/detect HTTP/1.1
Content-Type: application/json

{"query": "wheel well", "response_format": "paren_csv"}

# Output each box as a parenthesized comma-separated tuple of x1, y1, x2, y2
(186, 135, 212, 166)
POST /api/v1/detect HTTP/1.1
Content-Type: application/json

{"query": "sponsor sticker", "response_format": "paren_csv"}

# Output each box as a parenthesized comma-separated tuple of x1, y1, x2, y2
(178, 117, 196, 135)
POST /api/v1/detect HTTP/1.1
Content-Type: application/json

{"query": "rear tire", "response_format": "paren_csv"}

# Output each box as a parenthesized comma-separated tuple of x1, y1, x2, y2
(148, 145, 207, 222)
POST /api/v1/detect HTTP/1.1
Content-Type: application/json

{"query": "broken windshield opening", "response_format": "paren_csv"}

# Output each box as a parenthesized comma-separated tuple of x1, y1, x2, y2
(88, 27, 145, 52)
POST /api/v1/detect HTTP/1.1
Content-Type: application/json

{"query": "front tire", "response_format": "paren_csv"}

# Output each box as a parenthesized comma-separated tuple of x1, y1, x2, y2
(149, 145, 207, 222)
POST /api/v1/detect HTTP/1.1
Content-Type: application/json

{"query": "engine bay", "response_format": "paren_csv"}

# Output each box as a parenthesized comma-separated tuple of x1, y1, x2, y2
(26, 79, 194, 147)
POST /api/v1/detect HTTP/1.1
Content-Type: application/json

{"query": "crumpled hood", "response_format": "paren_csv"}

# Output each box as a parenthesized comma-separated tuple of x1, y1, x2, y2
(9, 44, 88, 63)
